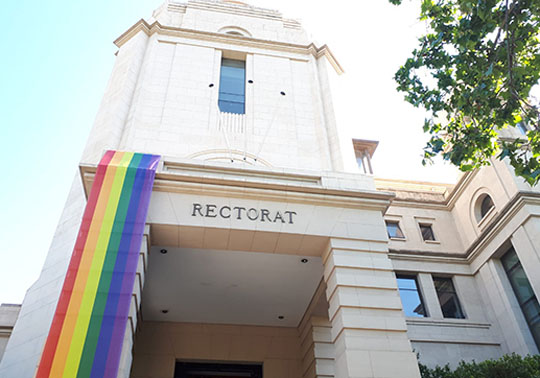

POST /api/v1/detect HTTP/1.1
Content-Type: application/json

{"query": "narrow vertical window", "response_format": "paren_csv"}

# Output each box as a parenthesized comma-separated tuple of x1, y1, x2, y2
(218, 58, 245, 114)
(480, 195, 494, 218)
(386, 220, 405, 239)
(502, 248, 540, 348)
(396, 275, 427, 317)
(433, 277, 465, 319)
(419, 223, 436, 241)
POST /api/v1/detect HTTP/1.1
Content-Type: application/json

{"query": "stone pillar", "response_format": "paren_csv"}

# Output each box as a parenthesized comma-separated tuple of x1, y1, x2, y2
(417, 273, 443, 319)
(300, 316, 334, 378)
(298, 282, 334, 378)
(476, 259, 537, 354)
(511, 223, 540, 299)
(323, 238, 421, 378)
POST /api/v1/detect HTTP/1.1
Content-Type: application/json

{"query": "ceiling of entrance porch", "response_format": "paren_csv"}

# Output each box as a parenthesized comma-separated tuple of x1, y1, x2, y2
(150, 224, 329, 256)
(142, 247, 325, 327)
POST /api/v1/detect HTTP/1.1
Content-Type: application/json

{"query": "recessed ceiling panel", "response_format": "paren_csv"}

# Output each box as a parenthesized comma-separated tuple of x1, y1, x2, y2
(142, 247, 324, 327)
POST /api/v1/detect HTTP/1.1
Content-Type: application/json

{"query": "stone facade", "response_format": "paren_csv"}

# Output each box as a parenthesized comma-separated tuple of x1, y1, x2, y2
(1, 1, 539, 378)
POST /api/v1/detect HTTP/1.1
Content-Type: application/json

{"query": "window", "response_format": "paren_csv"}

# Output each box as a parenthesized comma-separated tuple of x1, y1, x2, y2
(386, 220, 405, 239)
(480, 195, 494, 218)
(419, 223, 436, 241)
(433, 277, 465, 319)
(501, 248, 540, 348)
(474, 193, 495, 223)
(218, 58, 245, 114)
(396, 275, 427, 317)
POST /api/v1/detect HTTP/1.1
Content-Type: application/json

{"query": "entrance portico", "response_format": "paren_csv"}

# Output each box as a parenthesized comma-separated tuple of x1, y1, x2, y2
(80, 157, 421, 378)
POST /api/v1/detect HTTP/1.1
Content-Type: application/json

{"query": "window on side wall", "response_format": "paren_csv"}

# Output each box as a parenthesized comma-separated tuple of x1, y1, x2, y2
(396, 275, 427, 317)
(501, 247, 540, 349)
(419, 223, 436, 241)
(433, 277, 465, 319)
(386, 220, 405, 239)
(218, 58, 246, 114)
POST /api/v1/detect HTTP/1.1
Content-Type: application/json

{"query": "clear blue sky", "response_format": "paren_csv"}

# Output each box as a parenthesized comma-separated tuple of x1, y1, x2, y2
(0, 0, 163, 303)
(0, 0, 459, 304)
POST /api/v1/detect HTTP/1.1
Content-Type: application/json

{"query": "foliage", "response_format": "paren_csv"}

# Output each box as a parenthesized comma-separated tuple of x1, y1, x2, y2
(419, 353, 540, 378)
(389, 0, 540, 185)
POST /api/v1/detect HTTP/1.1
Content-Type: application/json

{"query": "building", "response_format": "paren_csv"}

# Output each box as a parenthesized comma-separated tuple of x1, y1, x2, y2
(0, 1, 539, 377)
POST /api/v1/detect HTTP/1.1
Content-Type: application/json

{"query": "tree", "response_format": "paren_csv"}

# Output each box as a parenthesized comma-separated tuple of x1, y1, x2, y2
(389, 0, 540, 185)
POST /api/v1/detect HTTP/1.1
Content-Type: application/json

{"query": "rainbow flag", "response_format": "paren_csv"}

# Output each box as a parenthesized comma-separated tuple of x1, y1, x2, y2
(36, 151, 160, 378)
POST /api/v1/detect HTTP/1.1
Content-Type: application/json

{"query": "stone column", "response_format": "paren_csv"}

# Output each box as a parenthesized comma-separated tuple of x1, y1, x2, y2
(417, 273, 443, 319)
(300, 316, 334, 378)
(476, 259, 537, 355)
(298, 282, 334, 378)
(323, 238, 421, 378)
(511, 223, 540, 299)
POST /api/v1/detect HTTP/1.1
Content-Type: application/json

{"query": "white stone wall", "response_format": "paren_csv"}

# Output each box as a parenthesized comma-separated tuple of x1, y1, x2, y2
(151, 0, 309, 45)
(81, 0, 353, 173)
(106, 36, 346, 172)
(0, 176, 87, 377)
(0, 304, 20, 364)
(130, 322, 303, 378)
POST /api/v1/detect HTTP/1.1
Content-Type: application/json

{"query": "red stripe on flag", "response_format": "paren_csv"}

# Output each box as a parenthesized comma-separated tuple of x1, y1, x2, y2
(36, 151, 115, 378)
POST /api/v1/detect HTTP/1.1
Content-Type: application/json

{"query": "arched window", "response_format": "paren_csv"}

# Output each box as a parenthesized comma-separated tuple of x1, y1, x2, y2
(218, 26, 252, 37)
(480, 195, 494, 218)
(474, 193, 495, 222)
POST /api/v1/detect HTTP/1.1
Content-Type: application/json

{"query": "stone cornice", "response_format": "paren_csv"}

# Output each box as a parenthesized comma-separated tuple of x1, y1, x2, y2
(187, 0, 282, 21)
(79, 160, 393, 211)
(113, 19, 344, 74)
(388, 191, 540, 266)
(380, 171, 476, 210)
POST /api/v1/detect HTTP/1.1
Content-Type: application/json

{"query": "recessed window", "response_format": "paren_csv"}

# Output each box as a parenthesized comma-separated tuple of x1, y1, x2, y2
(386, 220, 405, 239)
(218, 58, 246, 114)
(396, 275, 427, 317)
(419, 223, 436, 241)
(433, 277, 465, 319)
(501, 248, 540, 349)
(480, 195, 494, 219)
(474, 193, 495, 223)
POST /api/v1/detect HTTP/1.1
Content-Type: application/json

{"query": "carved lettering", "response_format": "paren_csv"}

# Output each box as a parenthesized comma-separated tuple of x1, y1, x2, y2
(220, 206, 231, 218)
(247, 208, 259, 221)
(233, 206, 246, 220)
(284, 211, 297, 224)
(274, 211, 285, 223)
(191, 203, 296, 224)
(206, 204, 217, 218)
(260, 209, 272, 222)
(192, 203, 204, 217)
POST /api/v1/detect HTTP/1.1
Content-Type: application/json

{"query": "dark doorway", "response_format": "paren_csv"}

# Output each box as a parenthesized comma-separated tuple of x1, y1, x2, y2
(175, 362, 263, 378)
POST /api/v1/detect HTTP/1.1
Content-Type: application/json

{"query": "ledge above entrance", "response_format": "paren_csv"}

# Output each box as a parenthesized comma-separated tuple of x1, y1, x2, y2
(80, 155, 395, 213)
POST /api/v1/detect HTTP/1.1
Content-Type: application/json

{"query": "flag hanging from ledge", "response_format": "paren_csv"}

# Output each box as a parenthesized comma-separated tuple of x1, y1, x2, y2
(36, 150, 160, 378)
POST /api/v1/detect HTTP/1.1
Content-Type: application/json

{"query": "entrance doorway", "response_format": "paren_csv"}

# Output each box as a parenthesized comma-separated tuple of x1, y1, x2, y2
(175, 362, 263, 378)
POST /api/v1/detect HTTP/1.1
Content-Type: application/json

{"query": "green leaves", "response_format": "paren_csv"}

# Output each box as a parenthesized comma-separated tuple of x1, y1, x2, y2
(391, 0, 540, 185)
(419, 353, 540, 378)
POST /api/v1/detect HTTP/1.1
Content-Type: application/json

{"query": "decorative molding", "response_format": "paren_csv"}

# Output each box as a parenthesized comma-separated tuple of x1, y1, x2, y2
(388, 192, 540, 268)
(113, 20, 344, 74)
(80, 160, 393, 211)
